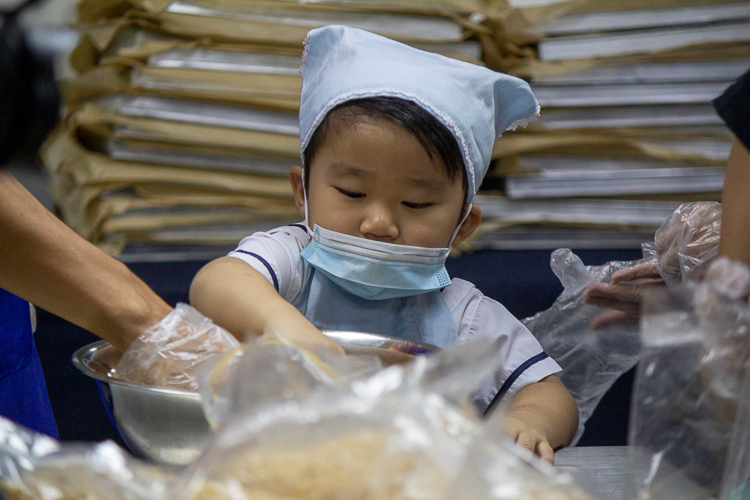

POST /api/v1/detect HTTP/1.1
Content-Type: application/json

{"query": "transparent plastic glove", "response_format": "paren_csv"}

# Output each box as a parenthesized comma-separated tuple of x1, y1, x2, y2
(524, 249, 643, 444)
(655, 201, 721, 286)
(584, 198, 722, 330)
(583, 258, 666, 330)
(115, 303, 240, 392)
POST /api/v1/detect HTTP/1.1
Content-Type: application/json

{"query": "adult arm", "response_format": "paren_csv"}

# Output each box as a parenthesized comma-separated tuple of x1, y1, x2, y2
(718, 139, 750, 265)
(0, 174, 171, 351)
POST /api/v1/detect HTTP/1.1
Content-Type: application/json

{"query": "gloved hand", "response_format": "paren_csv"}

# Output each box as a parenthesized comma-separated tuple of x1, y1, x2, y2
(115, 303, 240, 392)
(583, 261, 665, 330)
(655, 201, 721, 286)
(583, 202, 721, 330)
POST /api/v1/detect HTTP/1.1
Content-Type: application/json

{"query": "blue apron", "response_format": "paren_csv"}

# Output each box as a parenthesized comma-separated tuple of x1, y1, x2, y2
(0, 288, 58, 438)
(291, 268, 459, 348)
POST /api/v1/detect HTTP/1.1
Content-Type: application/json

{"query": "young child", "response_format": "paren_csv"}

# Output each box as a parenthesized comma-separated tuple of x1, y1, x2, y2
(190, 25, 578, 462)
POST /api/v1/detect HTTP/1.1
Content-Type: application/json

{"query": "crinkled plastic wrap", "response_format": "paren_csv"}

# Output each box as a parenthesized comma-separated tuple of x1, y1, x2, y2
(628, 271, 750, 500)
(0, 417, 171, 500)
(710, 259, 750, 500)
(115, 303, 240, 392)
(448, 416, 594, 500)
(176, 335, 523, 500)
(654, 201, 721, 287)
(201, 331, 383, 427)
(2, 335, 594, 500)
(522, 248, 644, 443)
(721, 362, 750, 500)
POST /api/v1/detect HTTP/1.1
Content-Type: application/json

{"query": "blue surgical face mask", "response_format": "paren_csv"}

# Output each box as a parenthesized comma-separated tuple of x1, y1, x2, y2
(301, 225, 453, 300)
(299, 170, 469, 300)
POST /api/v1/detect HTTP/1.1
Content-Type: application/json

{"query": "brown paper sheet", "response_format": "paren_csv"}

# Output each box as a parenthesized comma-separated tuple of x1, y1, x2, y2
(42, 125, 295, 198)
(513, 43, 750, 79)
(68, 101, 301, 156)
(492, 131, 730, 165)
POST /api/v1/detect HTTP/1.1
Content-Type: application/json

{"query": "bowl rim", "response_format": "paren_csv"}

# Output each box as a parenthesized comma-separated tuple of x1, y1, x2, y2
(72, 340, 201, 398)
(72, 332, 438, 396)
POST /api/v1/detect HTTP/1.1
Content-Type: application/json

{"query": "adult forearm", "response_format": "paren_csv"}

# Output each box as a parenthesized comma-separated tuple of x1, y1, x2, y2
(718, 139, 750, 266)
(0, 174, 171, 350)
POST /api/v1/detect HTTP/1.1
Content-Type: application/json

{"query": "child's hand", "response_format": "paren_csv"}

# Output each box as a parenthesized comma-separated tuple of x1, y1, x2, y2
(264, 315, 345, 356)
(502, 414, 555, 464)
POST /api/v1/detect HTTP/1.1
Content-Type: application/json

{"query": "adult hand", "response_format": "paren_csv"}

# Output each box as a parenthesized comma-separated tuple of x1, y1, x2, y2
(115, 304, 241, 391)
(583, 202, 721, 330)
(583, 261, 665, 330)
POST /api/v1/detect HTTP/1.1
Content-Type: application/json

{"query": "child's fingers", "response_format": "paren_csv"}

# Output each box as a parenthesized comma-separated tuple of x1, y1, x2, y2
(536, 440, 555, 464)
(515, 431, 537, 455)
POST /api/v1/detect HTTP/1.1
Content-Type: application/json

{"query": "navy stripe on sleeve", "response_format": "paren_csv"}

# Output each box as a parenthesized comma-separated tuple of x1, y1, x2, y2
(234, 250, 279, 292)
(482, 351, 550, 418)
(287, 223, 309, 233)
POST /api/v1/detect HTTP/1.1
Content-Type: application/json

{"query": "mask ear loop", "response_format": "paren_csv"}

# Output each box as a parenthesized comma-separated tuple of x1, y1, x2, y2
(449, 202, 473, 247)
(301, 168, 312, 232)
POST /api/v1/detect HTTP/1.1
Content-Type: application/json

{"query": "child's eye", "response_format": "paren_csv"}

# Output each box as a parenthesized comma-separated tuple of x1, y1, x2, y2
(402, 201, 432, 209)
(336, 187, 365, 199)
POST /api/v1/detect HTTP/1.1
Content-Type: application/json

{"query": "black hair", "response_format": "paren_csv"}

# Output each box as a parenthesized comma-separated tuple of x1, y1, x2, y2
(302, 97, 468, 196)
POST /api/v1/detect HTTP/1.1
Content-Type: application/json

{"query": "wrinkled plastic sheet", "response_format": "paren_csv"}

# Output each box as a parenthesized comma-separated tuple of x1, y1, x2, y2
(628, 281, 750, 500)
(2, 335, 594, 500)
(523, 248, 644, 443)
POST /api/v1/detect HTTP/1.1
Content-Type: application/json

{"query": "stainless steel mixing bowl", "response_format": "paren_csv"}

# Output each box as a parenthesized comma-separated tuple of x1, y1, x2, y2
(72, 331, 437, 465)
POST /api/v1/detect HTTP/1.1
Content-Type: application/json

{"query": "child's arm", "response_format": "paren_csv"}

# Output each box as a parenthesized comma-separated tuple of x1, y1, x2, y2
(502, 375, 578, 464)
(190, 256, 344, 355)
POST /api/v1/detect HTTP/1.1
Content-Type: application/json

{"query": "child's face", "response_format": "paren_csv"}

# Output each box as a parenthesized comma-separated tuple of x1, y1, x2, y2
(291, 118, 481, 248)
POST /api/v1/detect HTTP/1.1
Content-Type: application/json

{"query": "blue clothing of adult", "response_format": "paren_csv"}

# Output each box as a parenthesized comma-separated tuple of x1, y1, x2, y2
(0, 288, 58, 438)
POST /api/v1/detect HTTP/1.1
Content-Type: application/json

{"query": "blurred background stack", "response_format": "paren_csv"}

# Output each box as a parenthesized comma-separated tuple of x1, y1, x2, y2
(471, 0, 749, 251)
(37, 0, 514, 258)
(21, 0, 748, 257)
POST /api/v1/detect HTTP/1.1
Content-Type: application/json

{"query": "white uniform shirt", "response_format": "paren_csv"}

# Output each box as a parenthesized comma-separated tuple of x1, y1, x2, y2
(228, 224, 561, 410)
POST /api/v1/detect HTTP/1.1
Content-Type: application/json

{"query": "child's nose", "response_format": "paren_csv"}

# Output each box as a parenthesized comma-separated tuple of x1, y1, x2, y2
(360, 206, 398, 241)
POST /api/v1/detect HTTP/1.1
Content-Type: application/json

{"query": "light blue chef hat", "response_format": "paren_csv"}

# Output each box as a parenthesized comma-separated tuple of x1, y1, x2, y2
(299, 25, 539, 198)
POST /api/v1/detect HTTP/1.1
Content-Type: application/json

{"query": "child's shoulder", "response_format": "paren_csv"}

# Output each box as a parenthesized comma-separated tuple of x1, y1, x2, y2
(443, 277, 527, 338)
(441, 277, 485, 312)
(236, 223, 310, 251)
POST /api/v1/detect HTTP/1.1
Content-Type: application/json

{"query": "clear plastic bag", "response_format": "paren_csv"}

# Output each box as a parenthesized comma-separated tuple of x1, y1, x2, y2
(176, 335, 515, 500)
(0, 417, 170, 500)
(201, 331, 383, 427)
(721, 363, 750, 500)
(447, 415, 594, 500)
(654, 201, 721, 287)
(522, 248, 646, 443)
(628, 276, 750, 500)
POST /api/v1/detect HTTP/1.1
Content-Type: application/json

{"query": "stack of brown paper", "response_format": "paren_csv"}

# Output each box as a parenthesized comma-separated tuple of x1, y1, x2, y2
(49, 0, 741, 255)
(469, 0, 748, 251)
(51, 0, 577, 254)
